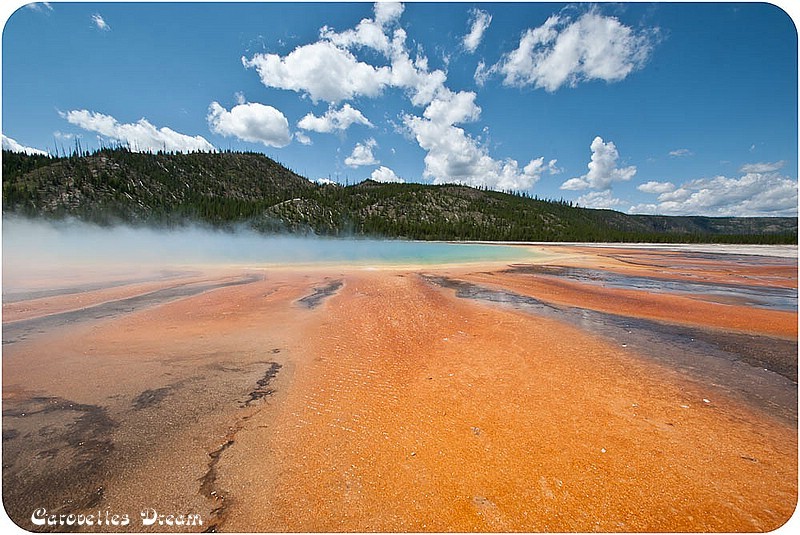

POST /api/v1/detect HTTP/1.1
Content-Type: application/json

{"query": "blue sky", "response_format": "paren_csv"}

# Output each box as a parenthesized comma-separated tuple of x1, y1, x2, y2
(2, 1, 797, 216)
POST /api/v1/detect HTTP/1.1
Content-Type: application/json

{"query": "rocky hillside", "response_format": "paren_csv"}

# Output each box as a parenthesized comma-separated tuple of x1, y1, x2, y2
(2, 149, 796, 243)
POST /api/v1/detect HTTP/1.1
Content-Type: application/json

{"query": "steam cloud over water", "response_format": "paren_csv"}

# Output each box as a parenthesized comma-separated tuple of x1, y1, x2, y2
(1, 217, 531, 291)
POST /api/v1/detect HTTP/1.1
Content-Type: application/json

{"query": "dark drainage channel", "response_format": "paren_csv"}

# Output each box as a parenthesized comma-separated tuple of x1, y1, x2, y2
(422, 274, 798, 423)
(2, 274, 262, 345)
(503, 264, 798, 312)
(296, 280, 343, 309)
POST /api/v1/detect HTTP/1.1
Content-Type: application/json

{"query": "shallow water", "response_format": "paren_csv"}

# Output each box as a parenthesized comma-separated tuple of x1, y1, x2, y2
(1, 274, 262, 345)
(2, 218, 531, 268)
(2, 217, 536, 292)
(505, 264, 799, 311)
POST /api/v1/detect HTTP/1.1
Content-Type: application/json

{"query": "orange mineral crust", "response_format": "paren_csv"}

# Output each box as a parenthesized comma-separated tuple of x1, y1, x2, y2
(2, 246, 797, 533)
(2, 275, 207, 323)
(532, 245, 799, 289)
(220, 272, 796, 533)
(461, 270, 797, 338)
(473, 245, 798, 338)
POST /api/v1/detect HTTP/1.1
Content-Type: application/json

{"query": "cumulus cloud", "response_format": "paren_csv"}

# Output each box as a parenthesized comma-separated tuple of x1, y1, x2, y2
(497, 10, 655, 92)
(370, 166, 404, 183)
(297, 104, 372, 133)
(244, 3, 448, 107)
(345, 138, 379, 167)
(320, 2, 402, 54)
(631, 171, 798, 217)
(400, 85, 557, 190)
(374, 1, 404, 25)
(387, 33, 449, 106)
(92, 13, 110, 31)
(2, 135, 49, 156)
(637, 180, 676, 194)
(547, 159, 563, 175)
(404, 111, 551, 190)
(561, 136, 636, 190)
(63, 110, 215, 153)
(207, 101, 291, 148)
(575, 190, 623, 210)
(295, 132, 312, 145)
(739, 160, 785, 173)
(422, 89, 481, 125)
(324, 13, 450, 107)
(243, 41, 392, 104)
(463, 9, 492, 53)
(669, 148, 693, 157)
(241, 2, 552, 191)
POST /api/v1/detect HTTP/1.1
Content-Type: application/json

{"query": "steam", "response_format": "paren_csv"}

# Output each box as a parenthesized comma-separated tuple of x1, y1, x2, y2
(2, 217, 529, 291)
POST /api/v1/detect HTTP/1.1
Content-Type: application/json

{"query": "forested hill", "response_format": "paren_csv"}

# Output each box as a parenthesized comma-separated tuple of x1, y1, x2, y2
(2, 148, 797, 243)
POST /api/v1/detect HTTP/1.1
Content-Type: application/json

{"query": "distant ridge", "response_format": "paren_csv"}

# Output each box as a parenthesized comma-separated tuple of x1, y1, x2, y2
(2, 149, 796, 244)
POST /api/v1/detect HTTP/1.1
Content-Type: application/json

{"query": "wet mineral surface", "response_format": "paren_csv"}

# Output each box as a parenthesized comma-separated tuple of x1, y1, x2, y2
(2, 245, 797, 532)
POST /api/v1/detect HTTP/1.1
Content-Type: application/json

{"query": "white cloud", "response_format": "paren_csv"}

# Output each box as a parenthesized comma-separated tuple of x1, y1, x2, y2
(63, 110, 215, 153)
(656, 187, 692, 203)
(631, 171, 798, 216)
(637, 180, 676, 194)
(318, 1, 445, 107)
(474, 60, 492, 86)
(316, 177, 338, 185)
(320, 2, 402, 54)
(561, 136, 636, 190)
(463, 9, 492, 53)
(575, 190, 623, 210)
(345, 138, 379, 167)
(26, 3, 53, 12)
(404, 112, 550, 191)
(399, 85, 556, 191)
(422, 89, 481, 126)
(497, 10, 655, 92)
(669, 148, 693, 157)
(241, 2, 551, 192)
(295, 132, 312, 145)
(92, 13, 110, 31)
(320, 17, 390, 54)
(245, 3, 447, 107)
(2, 135, 49, 156)
(739, 160, 785, 173)
(297, 104, 372, 133)
(207, 101, 291, 148)
(387, 34, 449, 106)
(242, 40, 392, 104)
(374, 2, 404, 26)
(370, 166, 404, 183)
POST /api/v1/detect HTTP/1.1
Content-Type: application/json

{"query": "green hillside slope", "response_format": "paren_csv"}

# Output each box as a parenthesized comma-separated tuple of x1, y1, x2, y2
(2, 149, 796, 243)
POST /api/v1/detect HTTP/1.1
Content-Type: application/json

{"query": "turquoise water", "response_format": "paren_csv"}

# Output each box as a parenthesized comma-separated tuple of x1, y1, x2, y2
(205, 237, 536, 265)
(3, 218, 537, 269)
